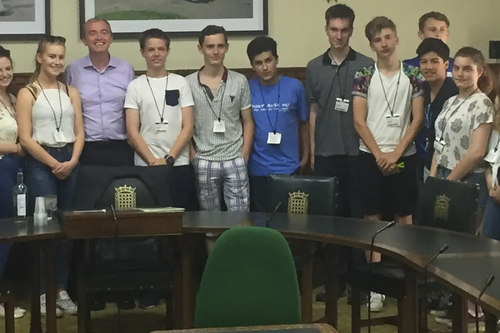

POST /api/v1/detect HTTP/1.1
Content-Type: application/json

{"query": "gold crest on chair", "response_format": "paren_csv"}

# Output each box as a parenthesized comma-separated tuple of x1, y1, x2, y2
(434, 194, 450, 221)
(114, 185, 137, 209)
(288, 191, 309, 215)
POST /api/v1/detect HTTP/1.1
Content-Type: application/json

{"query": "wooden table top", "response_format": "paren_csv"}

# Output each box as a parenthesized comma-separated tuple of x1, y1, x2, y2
(151, 323, 338, 333)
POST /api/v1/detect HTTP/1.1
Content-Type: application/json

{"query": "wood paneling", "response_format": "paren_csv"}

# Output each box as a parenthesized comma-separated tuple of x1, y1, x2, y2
(8, 67, 306, 96)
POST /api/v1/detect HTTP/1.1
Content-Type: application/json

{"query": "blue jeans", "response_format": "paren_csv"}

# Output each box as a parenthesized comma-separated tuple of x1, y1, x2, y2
(0, 155, 20, 277)
(482, 197, 500, 240)
(26, 144, 79, 291)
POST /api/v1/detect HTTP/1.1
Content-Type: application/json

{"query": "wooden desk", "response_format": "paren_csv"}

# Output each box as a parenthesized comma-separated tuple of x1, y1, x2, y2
(151, 323, 338, 333)
(0, 217, 63, 333)
(62, 208, 189, 332)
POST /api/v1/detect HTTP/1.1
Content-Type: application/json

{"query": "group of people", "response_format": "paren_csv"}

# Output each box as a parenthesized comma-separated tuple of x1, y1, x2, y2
(0, 2, 499, 326)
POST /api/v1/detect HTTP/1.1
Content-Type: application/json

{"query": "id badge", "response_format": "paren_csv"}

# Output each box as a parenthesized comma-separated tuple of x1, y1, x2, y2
(53, 131, 65, 143)
(334, 98, 349, 112)
(385, 114, 401, 128)
(213, 120, 226, 133)
(434, 139, 445, 154)
(155, 122, 168, 134)
(267, 132, 282, 145)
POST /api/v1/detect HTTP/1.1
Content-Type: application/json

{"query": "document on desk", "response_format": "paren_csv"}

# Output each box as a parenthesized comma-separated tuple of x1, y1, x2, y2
(137, 207, 185, 213)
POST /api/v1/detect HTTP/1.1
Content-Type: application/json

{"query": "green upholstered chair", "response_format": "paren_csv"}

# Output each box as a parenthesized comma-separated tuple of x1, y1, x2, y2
(194, 226, 301, 328)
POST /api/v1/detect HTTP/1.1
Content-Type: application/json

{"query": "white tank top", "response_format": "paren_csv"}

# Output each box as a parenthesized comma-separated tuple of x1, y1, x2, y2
(31, 83, 76, 148)
(0, 94, 18, 159)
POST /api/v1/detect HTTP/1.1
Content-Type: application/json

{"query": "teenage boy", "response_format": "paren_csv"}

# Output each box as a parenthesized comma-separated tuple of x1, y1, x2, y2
(352, 16, 424, 312)
(403, 12, 453, 77)
(306, 4, 374, 218)
(416, 38, 458, 179)
(187, 25, 254, 212)
(246, 36, 309, 212)
(125, 28, 194, 209)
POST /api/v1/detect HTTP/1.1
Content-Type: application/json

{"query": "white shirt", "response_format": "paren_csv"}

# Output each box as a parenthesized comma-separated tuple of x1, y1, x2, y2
(485, 129, 500, 187)
(0, 94, 17, 159)
(356, 63, 423, 156)
(434, 92, 494, 173)
(125, 73, 194, 166)
(32, 87, 76, 148)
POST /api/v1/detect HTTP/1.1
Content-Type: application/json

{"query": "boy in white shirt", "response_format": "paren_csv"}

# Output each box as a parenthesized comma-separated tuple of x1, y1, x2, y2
(352, 16, 425, 312)
(125, 28, 194, 209)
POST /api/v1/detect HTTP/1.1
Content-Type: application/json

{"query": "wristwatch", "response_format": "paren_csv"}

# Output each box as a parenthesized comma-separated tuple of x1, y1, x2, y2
(164, 154, 175, 166)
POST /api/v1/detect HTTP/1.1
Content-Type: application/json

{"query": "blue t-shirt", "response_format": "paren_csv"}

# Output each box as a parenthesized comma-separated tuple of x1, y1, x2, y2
(248, 76, 309, 176)
(403, 56, 454, 78)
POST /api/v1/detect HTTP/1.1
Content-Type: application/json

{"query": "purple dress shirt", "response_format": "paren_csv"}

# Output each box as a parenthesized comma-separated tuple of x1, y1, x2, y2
(65, 55, 135, 141)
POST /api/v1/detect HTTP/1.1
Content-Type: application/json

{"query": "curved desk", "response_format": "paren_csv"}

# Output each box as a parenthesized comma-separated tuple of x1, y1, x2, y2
(183, 211, 500, 333)
(3, 210, 500, 333)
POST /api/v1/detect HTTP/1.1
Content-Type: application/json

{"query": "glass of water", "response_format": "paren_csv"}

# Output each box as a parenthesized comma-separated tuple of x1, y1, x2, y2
(43, 196, 58, 221)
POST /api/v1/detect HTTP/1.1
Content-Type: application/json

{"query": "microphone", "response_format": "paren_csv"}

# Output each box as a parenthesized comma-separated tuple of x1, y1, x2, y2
(475, 275, 495, 333)
(369, 221, 396, 265)
(266, 202, 281, 227)
(367, 220, 396, 333)
(422, 244, 449, 322)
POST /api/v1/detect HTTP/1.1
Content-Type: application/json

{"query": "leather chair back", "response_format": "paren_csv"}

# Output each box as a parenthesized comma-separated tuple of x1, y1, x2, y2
(267, 174, 339, 216)
(419, 176, 479, 234)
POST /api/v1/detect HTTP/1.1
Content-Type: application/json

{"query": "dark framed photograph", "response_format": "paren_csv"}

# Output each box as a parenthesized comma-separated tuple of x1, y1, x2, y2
(0, 0, 51, 41)
(79, 0, 268, 39)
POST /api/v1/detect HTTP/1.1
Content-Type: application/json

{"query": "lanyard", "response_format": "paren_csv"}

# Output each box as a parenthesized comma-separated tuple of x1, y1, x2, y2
(438, 88, 478, 140)
(146, 75, 169, 123)
(0, 94, 15, 120)
(38, 80, 63, 132)
(259, 78, 281, 134)
(202, 81, 226, 122)
(378, 64, 402, 117)
(330, 55, 350, 100)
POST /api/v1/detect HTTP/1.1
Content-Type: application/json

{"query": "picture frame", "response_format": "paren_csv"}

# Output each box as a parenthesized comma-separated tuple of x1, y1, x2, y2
(0, 0, 51, 41)
(79, 0, 268, 40)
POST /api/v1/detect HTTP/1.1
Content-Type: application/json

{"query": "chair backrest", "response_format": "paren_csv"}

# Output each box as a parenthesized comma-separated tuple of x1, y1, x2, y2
(267, 174, 339, 216)
(419, 176, 479, 234)
(73, 165, 173, 268)
(194, 227, 301, 328)
(74, 165, 172, 209)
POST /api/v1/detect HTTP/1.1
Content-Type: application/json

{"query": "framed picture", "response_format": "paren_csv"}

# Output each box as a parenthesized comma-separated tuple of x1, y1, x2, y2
(79, 0, 268, 39)
(0, 0, 51, 41)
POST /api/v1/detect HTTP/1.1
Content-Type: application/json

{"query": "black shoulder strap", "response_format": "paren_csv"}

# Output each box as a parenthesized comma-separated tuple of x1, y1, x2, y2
(26, 86, 37, 100)
(64, 82, 69, 95)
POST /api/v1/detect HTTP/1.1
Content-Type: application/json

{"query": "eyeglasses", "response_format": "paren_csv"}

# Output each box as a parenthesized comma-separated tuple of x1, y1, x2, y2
(43, 35, 66, 44)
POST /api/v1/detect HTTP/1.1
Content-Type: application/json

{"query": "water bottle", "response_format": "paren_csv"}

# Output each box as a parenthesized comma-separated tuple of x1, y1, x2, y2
(13, 169, 27, 218)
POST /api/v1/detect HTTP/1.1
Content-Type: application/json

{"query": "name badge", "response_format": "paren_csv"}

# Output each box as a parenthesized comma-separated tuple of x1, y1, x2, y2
(385, 114, 401, 128)
(53, 131, 65, 143)
(155, 122, 168, 134)
(267, 132, 282, 145)
(334, 98, 350, 112)
(213, 120, 226, 133)
(434, 139, 445, 154)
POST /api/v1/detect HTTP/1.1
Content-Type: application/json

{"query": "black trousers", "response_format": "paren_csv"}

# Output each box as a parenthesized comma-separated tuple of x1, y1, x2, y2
(80, 140, 134, 167)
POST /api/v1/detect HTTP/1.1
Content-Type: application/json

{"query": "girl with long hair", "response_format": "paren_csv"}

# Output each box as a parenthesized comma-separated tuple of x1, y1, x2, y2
(16, 35, 84, 317)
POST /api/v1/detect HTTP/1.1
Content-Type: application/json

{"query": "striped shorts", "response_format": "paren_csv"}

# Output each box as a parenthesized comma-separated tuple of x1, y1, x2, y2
(193, 156, 250, 212)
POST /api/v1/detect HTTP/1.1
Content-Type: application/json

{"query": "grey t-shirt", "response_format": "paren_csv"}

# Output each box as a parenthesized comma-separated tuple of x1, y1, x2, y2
(306, 48, 374, 156)
(187, 69, 252, 161)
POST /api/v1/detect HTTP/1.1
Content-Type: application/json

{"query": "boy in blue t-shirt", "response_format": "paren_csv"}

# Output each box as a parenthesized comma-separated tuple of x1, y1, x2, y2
(246, 36, 309, 212)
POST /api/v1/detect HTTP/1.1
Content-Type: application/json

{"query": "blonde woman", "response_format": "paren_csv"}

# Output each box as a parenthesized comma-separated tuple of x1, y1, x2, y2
(17, 35, 84, 317)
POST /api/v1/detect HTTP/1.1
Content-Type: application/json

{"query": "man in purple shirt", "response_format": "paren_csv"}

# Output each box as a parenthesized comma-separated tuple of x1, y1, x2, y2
(66, 18, 135, 166)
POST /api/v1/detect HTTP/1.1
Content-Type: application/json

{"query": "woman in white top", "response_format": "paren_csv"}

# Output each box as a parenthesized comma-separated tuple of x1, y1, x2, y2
(0, 46, 27, 319)
(17, 35, 84, 317)
(430, 47, 494, 219)
(482, 96, 500, 239)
